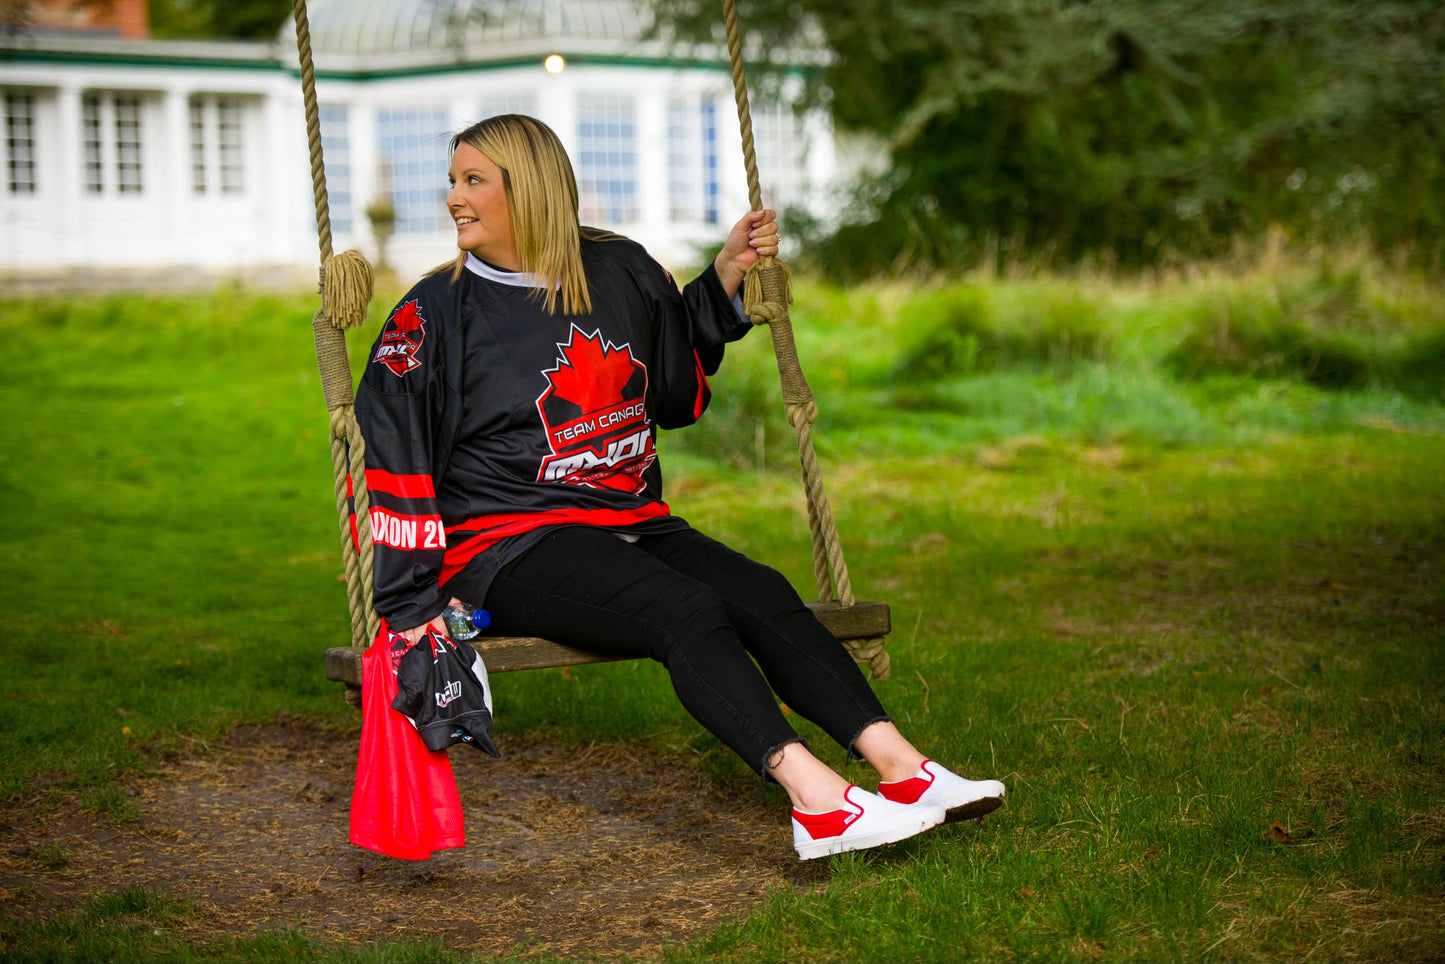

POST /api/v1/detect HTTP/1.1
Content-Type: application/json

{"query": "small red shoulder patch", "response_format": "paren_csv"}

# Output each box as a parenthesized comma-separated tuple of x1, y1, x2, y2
(373, 300, 427, 376)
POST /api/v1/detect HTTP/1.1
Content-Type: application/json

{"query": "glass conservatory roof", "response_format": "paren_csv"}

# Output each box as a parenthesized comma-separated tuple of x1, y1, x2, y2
(301, 0, 659, 61)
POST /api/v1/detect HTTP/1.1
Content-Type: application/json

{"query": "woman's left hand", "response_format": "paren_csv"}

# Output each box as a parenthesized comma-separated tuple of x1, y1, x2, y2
(714, 209, 780, 299)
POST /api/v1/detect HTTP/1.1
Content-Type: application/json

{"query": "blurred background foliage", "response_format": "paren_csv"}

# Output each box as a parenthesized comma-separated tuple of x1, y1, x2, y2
(144, 0, 293, 39)
(653, 0, 1445, 278)
(136, 0, 1444, 278)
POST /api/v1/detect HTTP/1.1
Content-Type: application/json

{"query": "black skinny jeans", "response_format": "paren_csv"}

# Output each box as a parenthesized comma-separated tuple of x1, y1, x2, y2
(482, 525, 890, 777)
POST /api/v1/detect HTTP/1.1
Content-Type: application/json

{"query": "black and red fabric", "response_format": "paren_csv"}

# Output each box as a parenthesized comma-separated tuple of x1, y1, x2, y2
(349, 623, 466, 860)
(354, 236, 748, 630)
(391, 628, 500, 757)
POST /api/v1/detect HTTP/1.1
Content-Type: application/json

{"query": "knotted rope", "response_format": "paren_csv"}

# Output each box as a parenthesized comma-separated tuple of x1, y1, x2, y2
(720, 0, 888, 679)
(293, 0, 379, 647)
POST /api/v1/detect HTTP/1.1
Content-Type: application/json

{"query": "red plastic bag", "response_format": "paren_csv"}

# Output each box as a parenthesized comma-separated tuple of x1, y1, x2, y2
(349, 622, 466, 860)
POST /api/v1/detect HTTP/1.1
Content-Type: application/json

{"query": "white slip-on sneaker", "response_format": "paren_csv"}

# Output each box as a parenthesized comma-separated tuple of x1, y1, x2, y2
(878, 759, 1006, 823)
(791, 784, 946, 860)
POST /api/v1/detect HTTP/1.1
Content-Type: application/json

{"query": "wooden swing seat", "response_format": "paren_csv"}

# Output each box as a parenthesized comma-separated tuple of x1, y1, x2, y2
(323, 598, 889, 704)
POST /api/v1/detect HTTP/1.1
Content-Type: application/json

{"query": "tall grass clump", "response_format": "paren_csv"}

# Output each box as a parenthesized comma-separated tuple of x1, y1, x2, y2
(1162, 255, 1443, 394)
(887, 283, 1111, 386)
(1164, 287, 1375, 389)
(1391, 329, 1445, 402)
(796, 248, 1445, 453)
(657, 330, 794, 472)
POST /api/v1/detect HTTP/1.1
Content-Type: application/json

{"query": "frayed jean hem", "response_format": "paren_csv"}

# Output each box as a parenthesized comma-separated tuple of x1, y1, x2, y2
(845, 715, 893, 762)
(759, 736, 810, 784)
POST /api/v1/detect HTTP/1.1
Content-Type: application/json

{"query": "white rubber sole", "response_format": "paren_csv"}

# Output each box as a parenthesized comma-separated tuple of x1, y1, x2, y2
(945, 793, 1004, 823)
(795, 805, 946, 860)
(917, 772, 1007, 824)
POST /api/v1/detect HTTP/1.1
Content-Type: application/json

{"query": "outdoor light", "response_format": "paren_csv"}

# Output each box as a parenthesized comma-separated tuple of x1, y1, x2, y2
(544, 54, 566, 74)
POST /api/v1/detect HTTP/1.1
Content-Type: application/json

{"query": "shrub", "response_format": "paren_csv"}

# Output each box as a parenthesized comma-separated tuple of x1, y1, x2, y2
(888, 285, 1109, 382)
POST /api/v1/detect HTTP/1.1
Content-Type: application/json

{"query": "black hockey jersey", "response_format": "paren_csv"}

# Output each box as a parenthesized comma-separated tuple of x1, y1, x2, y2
(354, 235, 750, 630)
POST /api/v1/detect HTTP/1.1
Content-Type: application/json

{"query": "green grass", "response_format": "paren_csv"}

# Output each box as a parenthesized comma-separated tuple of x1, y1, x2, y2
(1, 251, 1442, 961)
(0, 886, 453, 963)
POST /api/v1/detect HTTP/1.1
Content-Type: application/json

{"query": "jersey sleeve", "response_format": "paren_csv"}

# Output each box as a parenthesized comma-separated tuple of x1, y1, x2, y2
(681, 262, 753, 376)
(354, 289, 454, 631)
(636, 256, 752, 430)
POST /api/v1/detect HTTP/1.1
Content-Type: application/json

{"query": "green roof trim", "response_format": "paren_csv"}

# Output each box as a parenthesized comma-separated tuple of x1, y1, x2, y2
(0, 48, 282, 72)
(0, 44, 816, 83)
(305, 51, 757, 81)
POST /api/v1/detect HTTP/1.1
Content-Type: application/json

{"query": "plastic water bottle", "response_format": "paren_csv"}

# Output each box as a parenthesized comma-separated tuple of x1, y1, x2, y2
(442, 602, 492, 641)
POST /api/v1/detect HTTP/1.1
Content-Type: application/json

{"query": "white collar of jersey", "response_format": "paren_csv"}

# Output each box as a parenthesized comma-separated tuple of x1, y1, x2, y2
(463, 252, 556, 289)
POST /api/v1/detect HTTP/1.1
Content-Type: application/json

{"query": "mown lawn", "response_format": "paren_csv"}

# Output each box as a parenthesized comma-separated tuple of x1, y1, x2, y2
(0, 253, 1441, 962)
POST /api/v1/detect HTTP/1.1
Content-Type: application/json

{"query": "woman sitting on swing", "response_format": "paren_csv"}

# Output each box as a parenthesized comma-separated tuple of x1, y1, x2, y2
(355, 113, 1005, 860)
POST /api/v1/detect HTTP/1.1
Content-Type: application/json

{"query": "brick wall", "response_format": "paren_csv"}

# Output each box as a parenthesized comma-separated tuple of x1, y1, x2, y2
(25, 0, 150, 40)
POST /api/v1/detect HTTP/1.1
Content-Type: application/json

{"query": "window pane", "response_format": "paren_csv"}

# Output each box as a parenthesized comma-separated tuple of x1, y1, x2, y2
(319, 104, 352, 233)
(82, 93, 103, 193)
(750, 100, 808, 213)
(5, 92, 37, 195)
(701, 100, 718, 225)
(188, 96, 207, 193)
(375, 107, 450, 235)
(576, 92, 638, 224)
(217, 99, 243, 193)
(113, 95, 142, 194)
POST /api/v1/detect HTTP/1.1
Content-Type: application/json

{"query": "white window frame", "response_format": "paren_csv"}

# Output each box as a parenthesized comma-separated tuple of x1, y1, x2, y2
(666, 96, 700, 223)
(81, 91, 145, 195)
(188, 94, 246, 196)
(751, 99, 809, 213)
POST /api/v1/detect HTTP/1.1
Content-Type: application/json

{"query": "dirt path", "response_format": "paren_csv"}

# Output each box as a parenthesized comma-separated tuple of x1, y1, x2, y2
(1, 720, 822, 958)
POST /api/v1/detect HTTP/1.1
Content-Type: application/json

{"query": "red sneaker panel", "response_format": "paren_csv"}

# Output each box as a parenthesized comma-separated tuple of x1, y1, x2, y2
(878, 759, 936, 804)
(791, 806, 861, 840)
(791, 791, 866, 840)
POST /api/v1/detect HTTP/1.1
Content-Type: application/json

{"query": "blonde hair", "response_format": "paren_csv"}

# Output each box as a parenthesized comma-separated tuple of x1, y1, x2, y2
(445, 114, 592, 315)
(447, 114, 592, 315)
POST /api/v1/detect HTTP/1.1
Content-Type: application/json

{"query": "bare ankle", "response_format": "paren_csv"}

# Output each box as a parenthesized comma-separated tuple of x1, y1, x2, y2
(853, 721, 927, 783)
(769, 744, 850, 812)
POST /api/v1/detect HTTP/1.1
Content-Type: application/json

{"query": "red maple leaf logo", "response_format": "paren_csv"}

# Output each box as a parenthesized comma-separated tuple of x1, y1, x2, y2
(389, 300, 426, 334)
(547, 329, 638, 414)
(373, 299, 428, 376)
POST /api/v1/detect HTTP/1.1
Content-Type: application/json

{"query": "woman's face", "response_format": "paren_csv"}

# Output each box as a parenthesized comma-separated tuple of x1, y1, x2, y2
(447, 142, 518, 270)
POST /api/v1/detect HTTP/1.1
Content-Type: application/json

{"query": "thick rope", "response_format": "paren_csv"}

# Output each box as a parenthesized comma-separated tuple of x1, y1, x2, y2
(293, 0, 329, 264)
(720, 0, 886, 678)
(294, 0, 378, 648)
(323, 249, 374, 332)
(328, 403, 372, 644)
(850, 635, 890, 680)
(344, 409, 381, 643)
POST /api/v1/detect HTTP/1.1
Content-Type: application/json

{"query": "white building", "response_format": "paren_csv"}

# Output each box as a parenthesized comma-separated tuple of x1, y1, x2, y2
(0, 0, 835, 289)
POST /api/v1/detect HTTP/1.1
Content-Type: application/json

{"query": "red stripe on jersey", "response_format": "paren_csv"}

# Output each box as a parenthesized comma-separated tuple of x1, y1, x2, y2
(438, 502, 672, 584)
(346, 472, 359, 551)
(691, 350, 709, 420)
(365, 469, 437, 500)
